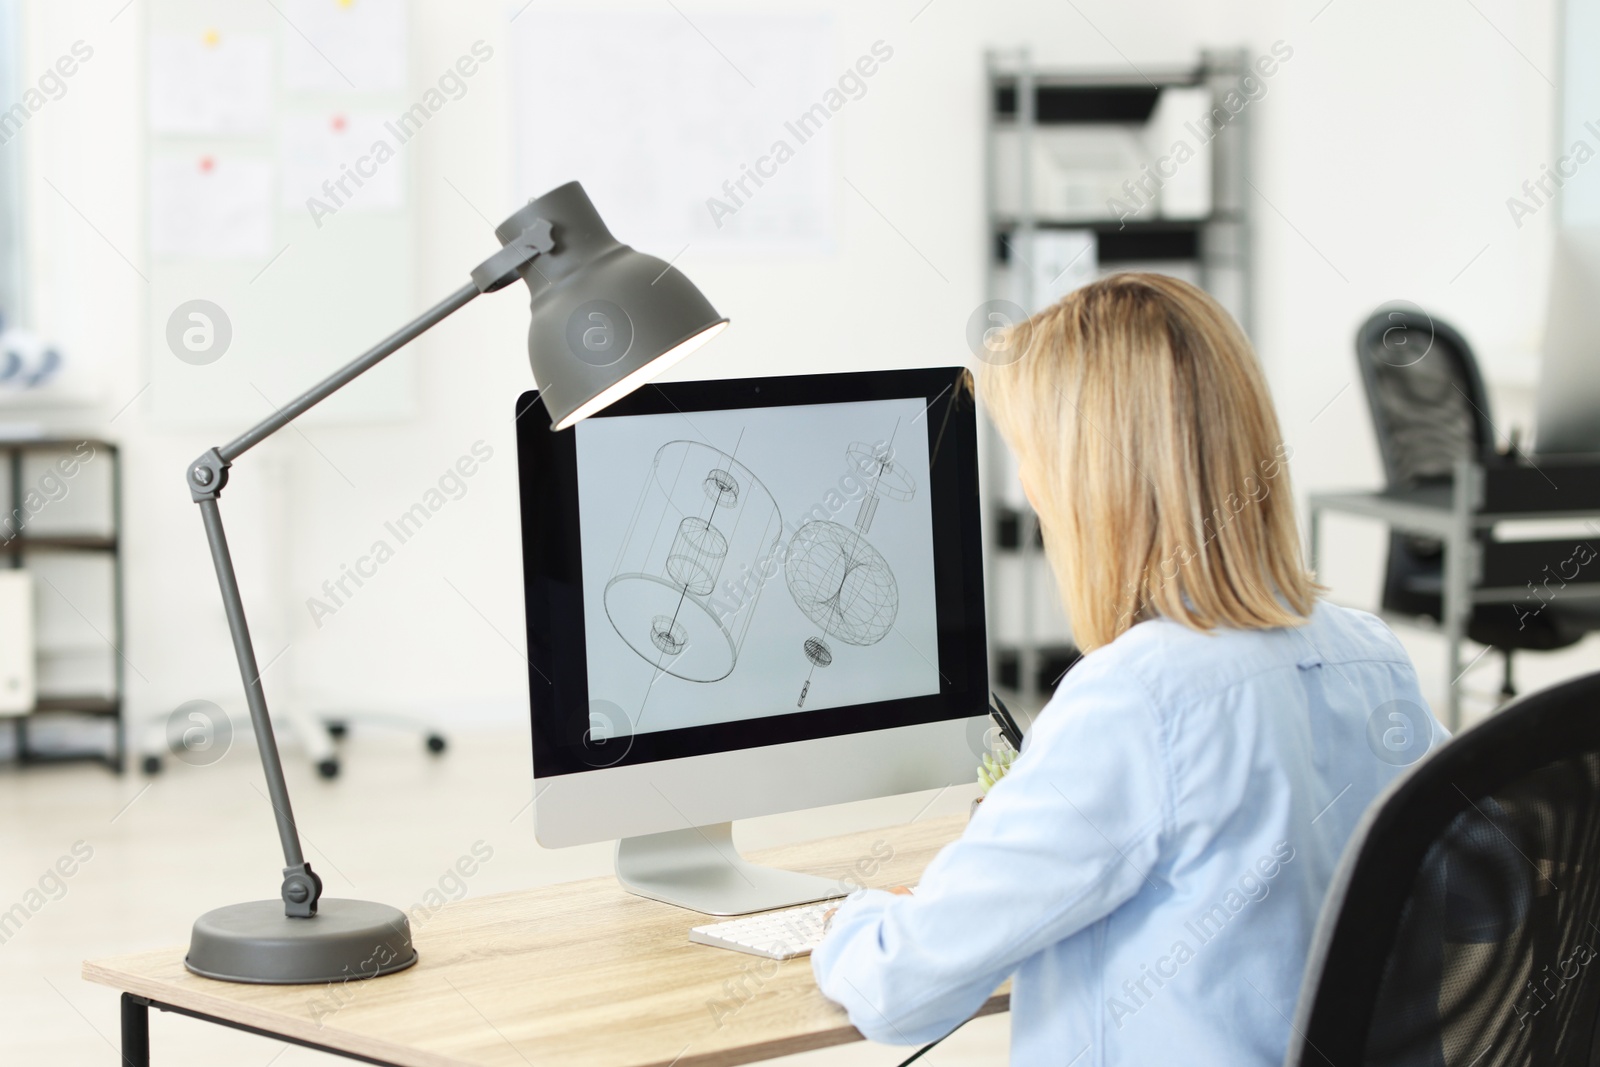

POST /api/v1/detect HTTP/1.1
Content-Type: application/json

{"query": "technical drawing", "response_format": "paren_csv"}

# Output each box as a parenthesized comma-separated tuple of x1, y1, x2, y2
(786, 522, 899, 645)
(844, 440, 915, 533)
(803, 636, 833, 666)
(788, 436, 916, 706)
(604, 439, 782, 683)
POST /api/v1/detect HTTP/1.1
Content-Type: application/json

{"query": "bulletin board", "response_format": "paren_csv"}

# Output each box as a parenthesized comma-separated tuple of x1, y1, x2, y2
(145, 0, 417, 429)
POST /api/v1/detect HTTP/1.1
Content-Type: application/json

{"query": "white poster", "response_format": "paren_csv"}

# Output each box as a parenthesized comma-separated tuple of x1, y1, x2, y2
(279, 112, 404, 212)
(150, 155, 273, 260)
(510, 11, 839, 255)
(574, 397, 940, 737)
(148, 30, 273, 135)
(282, 0, 408, 93)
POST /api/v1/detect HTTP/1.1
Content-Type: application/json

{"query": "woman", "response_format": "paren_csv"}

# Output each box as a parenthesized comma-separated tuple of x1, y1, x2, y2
(812, 274, 1442, 1065)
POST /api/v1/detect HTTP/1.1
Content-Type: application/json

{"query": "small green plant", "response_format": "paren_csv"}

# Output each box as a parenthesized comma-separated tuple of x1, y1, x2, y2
(977, 740, 1016, 794)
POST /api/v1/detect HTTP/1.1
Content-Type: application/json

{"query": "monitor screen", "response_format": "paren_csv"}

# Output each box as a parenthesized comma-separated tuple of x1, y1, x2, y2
(574, 396, 941, 736)
(519, 367, 987, 777)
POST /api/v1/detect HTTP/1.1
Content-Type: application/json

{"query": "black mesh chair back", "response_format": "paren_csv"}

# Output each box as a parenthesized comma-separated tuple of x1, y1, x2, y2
(1352, 308, 1591, 670)
(1355, 308, 1497, 487)
(1286, 670, 1600, 1067)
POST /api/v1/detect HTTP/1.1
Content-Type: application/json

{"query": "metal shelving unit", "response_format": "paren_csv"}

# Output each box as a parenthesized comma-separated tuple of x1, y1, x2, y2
(983, 49, 1254, 713)
(2, 437, 125, 771)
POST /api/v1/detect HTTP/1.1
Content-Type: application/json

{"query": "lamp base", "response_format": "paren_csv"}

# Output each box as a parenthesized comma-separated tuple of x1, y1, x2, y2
(186, 899, 417, 985)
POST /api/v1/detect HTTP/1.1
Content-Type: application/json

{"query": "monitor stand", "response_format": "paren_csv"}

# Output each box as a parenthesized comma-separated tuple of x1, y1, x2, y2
(615, 823, 844, 916)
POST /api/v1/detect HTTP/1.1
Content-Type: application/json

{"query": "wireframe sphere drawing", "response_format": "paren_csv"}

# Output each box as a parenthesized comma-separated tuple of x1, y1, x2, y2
(784, 520, 898, 647)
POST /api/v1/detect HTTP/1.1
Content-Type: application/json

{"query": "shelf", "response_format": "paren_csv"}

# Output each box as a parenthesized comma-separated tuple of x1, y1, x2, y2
(0, 437, 118, 454)
(996, 215, 1195, 229)
(32, 695, 120, 716)
(0, 534, 117, 554)
(994, 221, 1207, 264)
(3, 436, 124, 772)
(983, 48, 1252, 704)
(995, 212, 1243, 230)
(991, 73, 1214, 118)
(994, 83, 1165, 124)
(995, 507, 1043, 550)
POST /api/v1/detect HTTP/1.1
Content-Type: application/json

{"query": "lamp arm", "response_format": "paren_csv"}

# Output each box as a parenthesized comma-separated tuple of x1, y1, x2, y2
(183, 221, 554, 918)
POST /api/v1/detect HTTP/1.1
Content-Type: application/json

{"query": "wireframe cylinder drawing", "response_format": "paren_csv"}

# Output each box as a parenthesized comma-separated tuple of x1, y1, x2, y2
(665, 516, 728, 596)
(605, 440, 782, 683)
(847, 441, 915, 500)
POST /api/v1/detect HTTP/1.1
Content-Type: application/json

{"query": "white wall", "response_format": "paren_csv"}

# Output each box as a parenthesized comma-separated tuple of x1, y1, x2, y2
(10, 0, 1579, 739)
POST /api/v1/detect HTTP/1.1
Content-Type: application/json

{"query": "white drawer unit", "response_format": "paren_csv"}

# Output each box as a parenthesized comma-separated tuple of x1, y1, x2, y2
(0, 568, 34, 716)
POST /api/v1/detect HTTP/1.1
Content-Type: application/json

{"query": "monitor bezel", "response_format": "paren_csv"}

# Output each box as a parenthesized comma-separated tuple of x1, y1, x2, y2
(518, 366, 988, 779)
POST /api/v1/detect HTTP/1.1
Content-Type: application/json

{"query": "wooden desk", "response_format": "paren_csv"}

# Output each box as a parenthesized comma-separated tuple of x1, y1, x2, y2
(84, 814, 1006, 1066)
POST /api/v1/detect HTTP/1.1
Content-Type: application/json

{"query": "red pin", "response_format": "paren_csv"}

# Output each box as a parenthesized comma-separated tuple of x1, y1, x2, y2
(331, 114, 347, 133)
(199, 156, 215, 173)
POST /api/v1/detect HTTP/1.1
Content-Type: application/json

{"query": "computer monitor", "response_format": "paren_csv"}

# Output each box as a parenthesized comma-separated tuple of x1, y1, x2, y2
(517, 367, 989, 914)
(1535, 227, 1600, 455)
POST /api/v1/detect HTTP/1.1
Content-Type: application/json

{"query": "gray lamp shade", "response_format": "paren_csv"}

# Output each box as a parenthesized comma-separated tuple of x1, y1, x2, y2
(496, 182, 729, 430)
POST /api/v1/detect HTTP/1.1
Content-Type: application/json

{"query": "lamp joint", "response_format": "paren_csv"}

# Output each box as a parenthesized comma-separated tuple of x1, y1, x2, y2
(470, 217, 555, 293)
(187, 449, 231, 502)
(281, 862, 323, 918)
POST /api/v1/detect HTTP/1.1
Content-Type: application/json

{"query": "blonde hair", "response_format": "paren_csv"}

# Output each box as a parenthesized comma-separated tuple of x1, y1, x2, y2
(978, 272, 1316, 651)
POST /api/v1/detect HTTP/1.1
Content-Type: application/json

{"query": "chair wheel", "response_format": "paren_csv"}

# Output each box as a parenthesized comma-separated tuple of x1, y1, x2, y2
(426, 734, 447, 755)
(317, 757, 340, 779)
(326, 721, 349, 740)
(142, 755, 163, 775)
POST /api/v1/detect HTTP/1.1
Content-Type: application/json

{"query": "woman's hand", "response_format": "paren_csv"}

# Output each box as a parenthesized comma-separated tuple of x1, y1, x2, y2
(823, 886, 913, 932)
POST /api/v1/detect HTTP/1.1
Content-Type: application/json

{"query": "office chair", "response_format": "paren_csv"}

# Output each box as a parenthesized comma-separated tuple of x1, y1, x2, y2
(1355, 307, 1600, 699)
(1286, 669, 1600, 1066)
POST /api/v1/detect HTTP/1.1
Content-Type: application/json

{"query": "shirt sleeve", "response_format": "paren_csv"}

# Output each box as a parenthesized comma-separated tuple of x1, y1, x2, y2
(811, 656, 1171, 1045)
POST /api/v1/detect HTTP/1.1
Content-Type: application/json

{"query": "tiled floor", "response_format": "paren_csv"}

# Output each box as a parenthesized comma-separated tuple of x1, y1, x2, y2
(0, 724, 1004, 1066)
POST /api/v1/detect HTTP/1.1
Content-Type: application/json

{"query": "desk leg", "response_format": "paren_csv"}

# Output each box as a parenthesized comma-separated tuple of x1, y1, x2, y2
(1442, 588, 1464, 732)
(1308, 505, 1321, 577)
(1442, 518, 1468, 732)
(121, 993, 149, 1067)
(1442, 463, 1479, 733)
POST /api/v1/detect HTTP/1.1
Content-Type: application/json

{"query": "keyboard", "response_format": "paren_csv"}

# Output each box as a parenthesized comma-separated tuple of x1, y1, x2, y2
(688, 899, 843, 960)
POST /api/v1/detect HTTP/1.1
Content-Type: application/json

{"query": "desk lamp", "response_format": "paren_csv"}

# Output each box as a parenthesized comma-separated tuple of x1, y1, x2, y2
(183, 181, 728, 983)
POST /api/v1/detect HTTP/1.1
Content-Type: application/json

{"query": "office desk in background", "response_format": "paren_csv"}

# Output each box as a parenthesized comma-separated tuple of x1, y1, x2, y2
(85, 814, 1006, 1067)
(1308, 456, 1600, 729)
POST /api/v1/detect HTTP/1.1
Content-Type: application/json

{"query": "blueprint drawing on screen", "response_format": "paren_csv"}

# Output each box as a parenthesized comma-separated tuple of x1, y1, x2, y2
(573, 397, 940, 737)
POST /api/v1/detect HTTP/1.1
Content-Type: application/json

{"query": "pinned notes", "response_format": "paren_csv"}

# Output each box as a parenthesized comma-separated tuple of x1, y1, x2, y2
(150, 155, 273, 260)
(282, 0, 407, 93)
(148, 30, 272, 134)
(279, 112, 404, 213)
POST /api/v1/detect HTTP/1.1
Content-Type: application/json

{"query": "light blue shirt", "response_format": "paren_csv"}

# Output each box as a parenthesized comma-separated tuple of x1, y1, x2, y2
(813, 601, 1442, 1066)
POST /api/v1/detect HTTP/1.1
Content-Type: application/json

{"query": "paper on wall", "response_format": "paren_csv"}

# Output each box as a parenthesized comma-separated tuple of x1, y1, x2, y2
(280, 113, 404, 212)
(150, 155, 274, 260)
(282, 0, 408, 93)
(148, 30, 273, 135)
